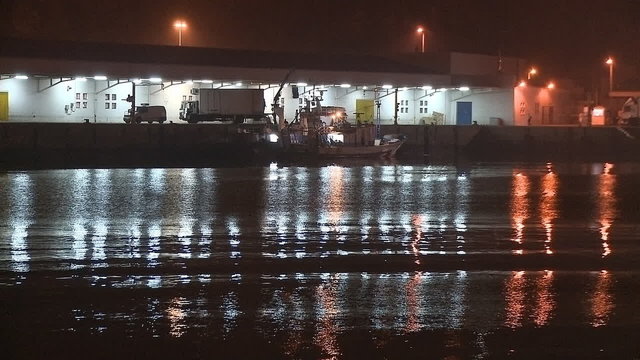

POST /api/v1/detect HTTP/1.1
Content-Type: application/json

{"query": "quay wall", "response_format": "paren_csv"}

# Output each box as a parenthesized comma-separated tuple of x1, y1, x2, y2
(1, 123, 640, 168)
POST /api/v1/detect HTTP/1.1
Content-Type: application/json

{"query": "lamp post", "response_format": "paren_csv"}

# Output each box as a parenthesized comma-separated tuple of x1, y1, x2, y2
(605, 57, 614, 94)
(527, 67, 537, 80)
(417, 26, 425, 53)
(174, 21, 187, 46)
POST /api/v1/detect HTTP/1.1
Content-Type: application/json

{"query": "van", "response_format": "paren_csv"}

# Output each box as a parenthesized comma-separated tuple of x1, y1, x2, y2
(123, 105, 167, 124)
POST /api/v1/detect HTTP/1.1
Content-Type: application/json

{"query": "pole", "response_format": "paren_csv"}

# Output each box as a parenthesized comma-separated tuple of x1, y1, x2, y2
(179, 28, 182, 46)
(609, 63, 613, 94)
(393, 89, 399, 126)
(421, 32, 425, 53)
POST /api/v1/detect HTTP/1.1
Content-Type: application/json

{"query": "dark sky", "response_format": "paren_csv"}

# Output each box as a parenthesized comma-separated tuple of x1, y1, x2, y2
(2, 0, 640, 82)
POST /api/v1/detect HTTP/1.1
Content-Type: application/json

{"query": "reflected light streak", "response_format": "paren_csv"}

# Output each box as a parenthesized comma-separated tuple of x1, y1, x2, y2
(11, 223, 30, 273)
(504, 271, 526, 328)
(411, 215, 424, 265)
(510, 172, 529, 252)
(405, 272, 423, 333)
(598, 163, 616, 257)
(326, 166, 344, 232)
(315, 275, 341, 359)
(590, 270, 614, 327)
(166, 297, 187, 337)
(540, 171, 558, 255)
(532, 270, 555, 326)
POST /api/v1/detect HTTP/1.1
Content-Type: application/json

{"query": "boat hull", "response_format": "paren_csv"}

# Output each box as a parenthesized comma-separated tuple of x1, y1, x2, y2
(288, 140, 404, 158)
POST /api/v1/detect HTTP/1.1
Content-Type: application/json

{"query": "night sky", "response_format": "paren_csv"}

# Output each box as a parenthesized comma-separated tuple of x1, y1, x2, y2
(2, 0, 640, 83)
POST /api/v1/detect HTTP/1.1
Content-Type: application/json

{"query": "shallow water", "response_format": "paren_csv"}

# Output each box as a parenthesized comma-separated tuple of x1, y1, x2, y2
(1, 162, 640, 359)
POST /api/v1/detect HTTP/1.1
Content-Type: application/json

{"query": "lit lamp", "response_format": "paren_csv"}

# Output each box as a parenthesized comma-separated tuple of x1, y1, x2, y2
(416, 26, 425, 53)
(605, 57, 614, 94)
(527, 68, 537, 80)
(174, 21, 187, 46)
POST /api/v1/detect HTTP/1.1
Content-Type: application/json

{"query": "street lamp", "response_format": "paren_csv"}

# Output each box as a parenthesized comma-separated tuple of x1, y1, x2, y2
(416, 26, 425, 53)
(174, 20, 187, 46)
(605, 57, 614, 93)
(527, 67, 537, 80)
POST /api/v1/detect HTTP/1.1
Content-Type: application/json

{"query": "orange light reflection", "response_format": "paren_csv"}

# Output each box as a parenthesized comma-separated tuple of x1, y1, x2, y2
(598, 163, 616, 257)
(411, 215, 423, 265)
(532, 270, 555, 326)
(405, 272, 422, 333)
(510, 172, 529, 253)
(504, 271, 526, 328)
(590, 270, 614, 327)
(540, 170, 558, 255)
(315, 277, 341, 359)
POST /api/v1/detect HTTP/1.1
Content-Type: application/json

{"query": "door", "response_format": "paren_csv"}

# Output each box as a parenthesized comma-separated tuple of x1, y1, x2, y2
(456, 101, 472, 125)
(541, 106, 554, 124)
(355, 99, 375, 123)
(0, 92, 8, 121)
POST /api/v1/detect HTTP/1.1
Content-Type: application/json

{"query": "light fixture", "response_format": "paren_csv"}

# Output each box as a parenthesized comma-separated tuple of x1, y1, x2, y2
(149, 77, 162, 83)
(268, 134, 279, 143)
(362, 86, 368, 90)
(14, 75, 29, 80)
(382, 84, 393, 89)
(421, 85, 433, 90)
(605, 57, 614, 65)
(94, 75, 107, 81)
(75, 76, 87, 82)
(235, 82, 243, 87)
(201, 79, 213, 84)
(186, 80, 194, 85)
(547, 82, 555, 89)
(132, 79, 142, 84)
(518, 80, 527, 87)
(296, 82, 308, 87)
(401, 87, 408, 91)
(459, 86, 470, 91)
(340, 83, 351, 88)
(438, 88, 448, 92)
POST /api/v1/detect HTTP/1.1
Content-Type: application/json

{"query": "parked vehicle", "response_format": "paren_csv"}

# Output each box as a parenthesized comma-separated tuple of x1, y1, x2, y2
(123, 105, 167, 124)
(179, 88, 266, 123)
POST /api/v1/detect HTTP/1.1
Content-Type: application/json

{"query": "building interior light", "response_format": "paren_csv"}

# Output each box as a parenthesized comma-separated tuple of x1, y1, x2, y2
(362, 86, 368, 90)
(340, 83, 351, 88)
(547, 82, 555, 89)
(75, 77, 87, 82)
(149, 77, 162, 83)
(132, 79, 142, 84)
(459, 86, 470, 91)
(421, 85, 433, 90)
(201, 79, 213, 84)
(296, 82, 308, 87)
(14, 75, 29, 80)
(518, 80, 527, 87)
(186, 80, 194, 85)
(235, 82, 243, 87)
(401, 87, 408, 91)
(94, 75, 108, 81)
(382, 84, 393, 89)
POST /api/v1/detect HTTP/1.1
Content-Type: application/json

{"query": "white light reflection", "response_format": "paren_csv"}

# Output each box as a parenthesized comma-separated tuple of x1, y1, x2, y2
(167, 297, 187, 337)
(9, 173, 33, 274)
(91, 221, 108, 266)
(540, 167, 558, 255)
(222, 291, 242, 334)
(147, 223, 162, 266)
(72, 222, 88, 262)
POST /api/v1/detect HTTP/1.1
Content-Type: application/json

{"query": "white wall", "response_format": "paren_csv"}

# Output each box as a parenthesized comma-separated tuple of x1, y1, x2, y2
(1, 77, 518, 126)
(447, 89, 514, 125)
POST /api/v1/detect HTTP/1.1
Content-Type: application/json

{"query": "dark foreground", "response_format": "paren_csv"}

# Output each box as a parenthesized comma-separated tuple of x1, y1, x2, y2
(2, 163, 640, 359)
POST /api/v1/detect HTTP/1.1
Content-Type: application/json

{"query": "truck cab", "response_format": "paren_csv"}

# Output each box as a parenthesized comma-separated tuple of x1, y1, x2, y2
(124, 105, 167, 124)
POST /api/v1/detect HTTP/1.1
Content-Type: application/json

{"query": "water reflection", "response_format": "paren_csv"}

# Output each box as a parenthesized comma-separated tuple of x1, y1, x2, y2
(510, 172, 529, 254)
(315, 274, 341, 360)
(532, 270, 555, 326)
(539, 166, 558, 255)
(597, 163, 616, 257)
(590, 270, 614, 327)
(504, 271, 526, 328)
(9, 173, 33, 273)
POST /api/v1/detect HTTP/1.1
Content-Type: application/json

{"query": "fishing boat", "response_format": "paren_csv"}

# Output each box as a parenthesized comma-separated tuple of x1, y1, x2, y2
(282, 105, 404, 158)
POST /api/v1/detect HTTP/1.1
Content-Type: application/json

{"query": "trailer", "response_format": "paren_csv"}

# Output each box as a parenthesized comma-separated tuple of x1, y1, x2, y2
(179, 88, 266, 123)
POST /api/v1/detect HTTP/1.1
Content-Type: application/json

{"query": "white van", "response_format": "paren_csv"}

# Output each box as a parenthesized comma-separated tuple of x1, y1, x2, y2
(123, 105, 167, 124)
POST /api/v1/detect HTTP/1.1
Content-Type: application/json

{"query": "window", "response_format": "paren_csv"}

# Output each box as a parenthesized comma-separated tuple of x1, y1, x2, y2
(419, 100, 428, 115)
(111, 102, 117, 109)
(105, 103, 110, 109)
(82, 93, 88, 100)
(111, 94, 117, 101)
(82, 102, 87, 109)
(75, 101, 81, 108)
(76, 93, 81, 100)
(105, 94, 110, 101)
(182, 95, 187, 101)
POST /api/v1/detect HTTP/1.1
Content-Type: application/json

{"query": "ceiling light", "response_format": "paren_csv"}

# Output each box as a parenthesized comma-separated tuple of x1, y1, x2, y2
(340, 83, 351, 88)
(149, 77, 162, 83)
(382, 84, 393, 89)
(94, 75, 107, 81)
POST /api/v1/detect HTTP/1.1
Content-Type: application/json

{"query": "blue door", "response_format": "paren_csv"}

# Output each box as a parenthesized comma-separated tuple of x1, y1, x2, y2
(456, 101, 472, 125)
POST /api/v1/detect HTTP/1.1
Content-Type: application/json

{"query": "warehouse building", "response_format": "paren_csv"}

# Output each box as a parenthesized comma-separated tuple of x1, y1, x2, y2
(0, 38, 579, 126)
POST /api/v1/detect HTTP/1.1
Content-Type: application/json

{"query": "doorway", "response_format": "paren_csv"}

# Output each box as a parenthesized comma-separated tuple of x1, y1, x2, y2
(456, 101, 472, 125)
(0, 92, 8, 121)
